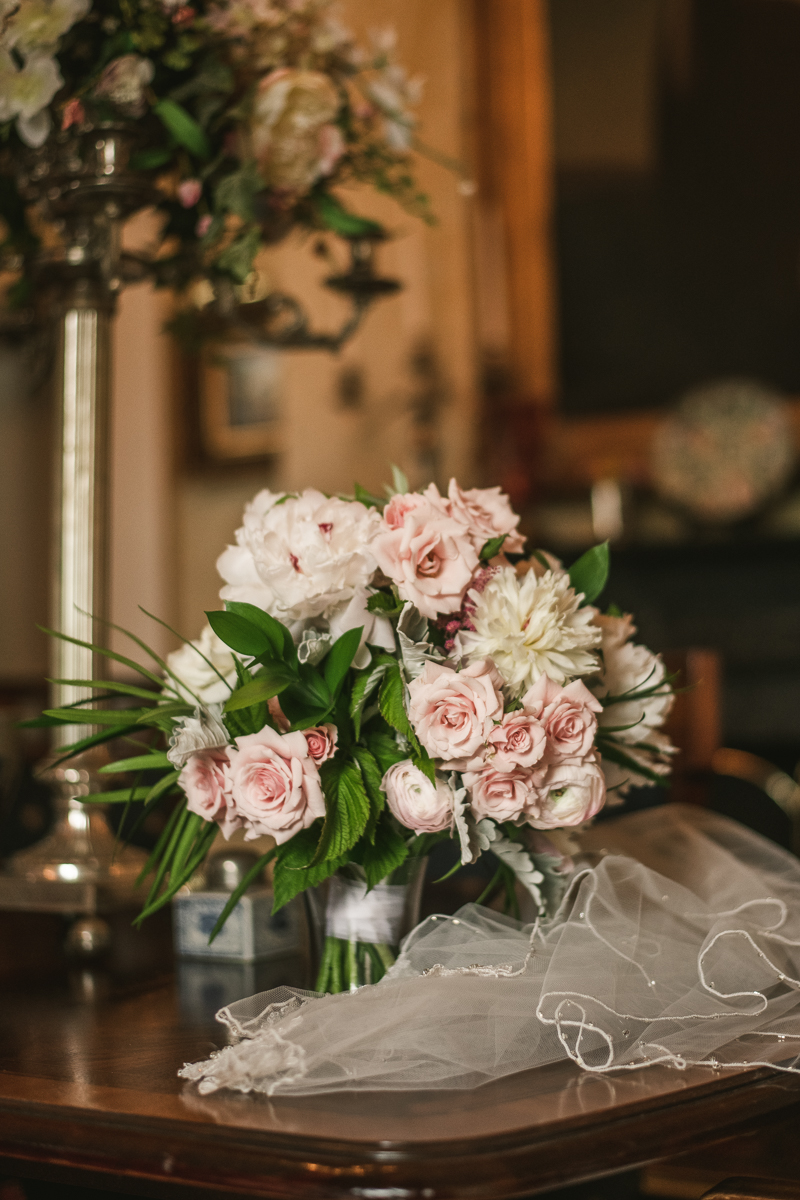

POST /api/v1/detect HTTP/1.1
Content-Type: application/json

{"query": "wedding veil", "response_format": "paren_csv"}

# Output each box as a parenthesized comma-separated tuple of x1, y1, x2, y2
(180, 804, 800, 1096)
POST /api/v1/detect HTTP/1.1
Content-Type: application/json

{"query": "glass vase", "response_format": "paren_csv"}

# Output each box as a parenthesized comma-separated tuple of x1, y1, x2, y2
(306, 857, 428, 994)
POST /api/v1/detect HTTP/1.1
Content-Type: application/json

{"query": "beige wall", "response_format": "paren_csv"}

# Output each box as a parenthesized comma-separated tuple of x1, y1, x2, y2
(173, 0, 479, 638)
(0, 0, 479, 676)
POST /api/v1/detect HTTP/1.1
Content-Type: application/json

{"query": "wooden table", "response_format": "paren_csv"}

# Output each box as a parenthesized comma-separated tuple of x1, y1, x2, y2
(2, 956, 800, 1200)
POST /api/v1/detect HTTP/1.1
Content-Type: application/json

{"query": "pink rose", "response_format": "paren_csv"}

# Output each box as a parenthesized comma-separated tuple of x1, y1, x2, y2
(486, 711, 546, 772)
(381, 761, 454, 833)
(227, 726, 325, 845)
(447, 479, 525, 555)
(372, 503, 479, 620)
(303, 723, 338, 764)
(522, 674, 601, 764)
(178, 178, 202, 208)
(382, 484, 448, 530)
(408, 659, 504, 767)
(464, 764, 539, 823)
(179, 750, 242, 840)
(527, 761, 605, 828)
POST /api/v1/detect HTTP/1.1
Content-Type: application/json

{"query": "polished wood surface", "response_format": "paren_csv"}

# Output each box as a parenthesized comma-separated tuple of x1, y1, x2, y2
(3, 944, 800, 1200)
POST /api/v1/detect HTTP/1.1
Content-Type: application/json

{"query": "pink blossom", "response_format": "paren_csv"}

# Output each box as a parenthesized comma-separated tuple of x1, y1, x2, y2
(407, 658, 504, 768)
(381, 760, 454, 834)
(196, 214, 213, 237)
(527, 760, 606, 828)
(61, 98, 85, 130)
(171, 4, 195, 24)
(372, 498, 479, 619)
(447, 479, 526, 555)
(178, 178, 202, 208)
(303, 723, 338, 764)
(464, 764, 539, 824)
(179, 750, 242, 840)
(486, 711, 546, 772)
(522, 674, 601, 764)
(227, 726, 325, 845)
(317, 122, 345, 176)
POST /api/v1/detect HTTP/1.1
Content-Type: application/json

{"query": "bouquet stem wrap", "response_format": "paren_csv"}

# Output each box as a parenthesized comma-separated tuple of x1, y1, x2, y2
(181, 806, 800, 1096)
(315, 860, 427, 992)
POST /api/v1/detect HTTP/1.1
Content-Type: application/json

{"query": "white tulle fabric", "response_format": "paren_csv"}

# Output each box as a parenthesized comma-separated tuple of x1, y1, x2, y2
(179, 805, 800, 1096)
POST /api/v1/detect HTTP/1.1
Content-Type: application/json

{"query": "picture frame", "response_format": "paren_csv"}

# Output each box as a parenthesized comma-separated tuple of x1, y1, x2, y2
(199, 343, 284, 462)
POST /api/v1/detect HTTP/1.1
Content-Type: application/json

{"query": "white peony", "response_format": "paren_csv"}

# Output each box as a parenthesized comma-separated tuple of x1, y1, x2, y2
(455, 567, 601, 696)
(166, 623, 239, 705)
(217, 488, 383, 625)
(167, 704, 229, 769)
(5, 0, 89, 53)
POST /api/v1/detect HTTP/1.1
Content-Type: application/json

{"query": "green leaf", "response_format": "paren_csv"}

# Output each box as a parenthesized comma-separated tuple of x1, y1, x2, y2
(365, 729, 406, 776)
(214, 162, 263, 221)
(313, 191, 384, 238)
(153, 99, 211, 159)
(224, 601, 295, 662)
(271, 826, 347, 912)
(390, 463, 409, 494)
(49, 678, 160, 702)
(412, 751, 435, 785)
(37, 625, 172, 694)
(479, 533, 508, 562)
(224, 664, 296, 712)
(323, 626, 363, 698)
(312, 758, 371, 865)
(43, 707, 150, 726)
(350, 660, 390, 740)
(351, 745, 384, 842)
(568, 542, 610, 605)
(378, 662, 419, 752)
(354, 482, 386, 510)
(206, 609, 273, 656)
(216, 226, 261, 284)
(208, 849, 277, 943)
(366, 591, 403, 616)
(99, 753, 172, 774)
(130, 146, 173, 171)
(295, 663, 332, 710)
(82, 788, 158, 803)
(598, 740, 669, 787)
(352, 812, 408, 889)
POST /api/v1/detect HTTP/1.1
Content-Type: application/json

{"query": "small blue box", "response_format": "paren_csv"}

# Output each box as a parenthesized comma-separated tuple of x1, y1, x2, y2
(172, 888, 301, 962)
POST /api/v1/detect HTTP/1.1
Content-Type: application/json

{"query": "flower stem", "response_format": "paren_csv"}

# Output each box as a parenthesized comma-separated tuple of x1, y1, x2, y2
(330, 936, 343, 994)
(347, 939, 359, 991)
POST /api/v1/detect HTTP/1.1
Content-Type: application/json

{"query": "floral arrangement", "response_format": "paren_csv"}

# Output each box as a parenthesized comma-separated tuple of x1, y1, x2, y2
(0, 0, 428, 302)
(40, 470, 676, 993)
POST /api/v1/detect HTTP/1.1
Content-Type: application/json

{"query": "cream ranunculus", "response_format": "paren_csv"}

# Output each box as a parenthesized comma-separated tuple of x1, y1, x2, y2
(250, 68, 342, 194)
(217, 488, 383, 625)
(166, 623, 239, 705)
(527, 760, 606, 829)
(455, 567, 601, 696)
(381, 760, 455, 834)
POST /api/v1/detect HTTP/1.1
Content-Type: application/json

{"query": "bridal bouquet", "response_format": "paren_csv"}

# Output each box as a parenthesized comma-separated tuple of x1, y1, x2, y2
(40, 471, 676, 993)
(0, 0, 427, 299)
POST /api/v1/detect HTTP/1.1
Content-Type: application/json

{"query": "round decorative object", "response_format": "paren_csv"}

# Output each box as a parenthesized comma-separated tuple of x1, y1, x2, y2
(652, 379, 796, 522)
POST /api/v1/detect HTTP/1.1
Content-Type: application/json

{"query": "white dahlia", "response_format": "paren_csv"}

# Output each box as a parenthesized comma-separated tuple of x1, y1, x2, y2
(454, 567, 601, 695)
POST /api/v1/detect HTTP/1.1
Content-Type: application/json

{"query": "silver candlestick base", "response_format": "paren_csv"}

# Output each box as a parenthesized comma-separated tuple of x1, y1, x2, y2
(0, 749, 148, 928)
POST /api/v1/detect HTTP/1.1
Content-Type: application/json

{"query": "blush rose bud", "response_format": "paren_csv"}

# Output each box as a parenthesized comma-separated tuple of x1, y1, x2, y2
(381, 761, 454, 834)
